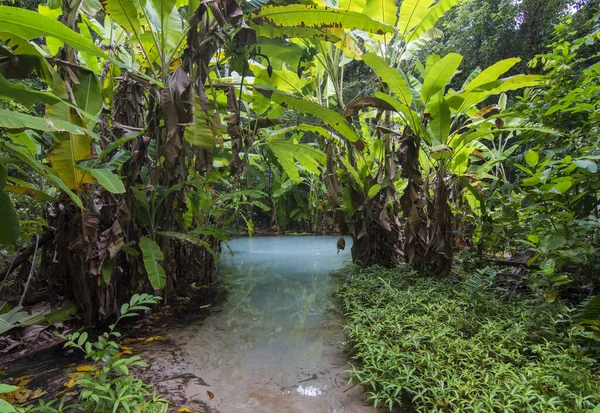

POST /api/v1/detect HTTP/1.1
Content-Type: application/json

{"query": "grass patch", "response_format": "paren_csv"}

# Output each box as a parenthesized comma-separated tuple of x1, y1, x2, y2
(338, 266, 600, 412)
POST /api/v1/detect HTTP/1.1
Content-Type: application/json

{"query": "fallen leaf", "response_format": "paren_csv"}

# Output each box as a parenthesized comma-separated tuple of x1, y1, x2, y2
(224, 274, 232, 277)
(123, 338, 138, 344)
(178, 408, 191, 413)
(252, 317, 258, 321)
(14, 376, 32, 387)
(28, 388, 47, 400)
(207, 390, 214, 400)
(76, 365, 93, 372)
(144, 336, 164, 343)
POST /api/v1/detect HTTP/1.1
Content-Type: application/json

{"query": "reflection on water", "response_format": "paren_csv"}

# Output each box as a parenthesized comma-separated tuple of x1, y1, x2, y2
(174, 235, 374, 412)
(218, 236, 352, 366)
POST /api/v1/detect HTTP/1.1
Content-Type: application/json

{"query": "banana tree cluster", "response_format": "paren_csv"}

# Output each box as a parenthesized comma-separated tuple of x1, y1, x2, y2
(242, 0, 546, 274)
(0, 0, 254, 323)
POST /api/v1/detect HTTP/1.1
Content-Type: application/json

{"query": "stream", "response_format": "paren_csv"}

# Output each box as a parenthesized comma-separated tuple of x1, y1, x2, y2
(147, 235, 374, 413)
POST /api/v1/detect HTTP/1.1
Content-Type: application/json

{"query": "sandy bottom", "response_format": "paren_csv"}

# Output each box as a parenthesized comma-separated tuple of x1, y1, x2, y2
(144, 236, 376, 413)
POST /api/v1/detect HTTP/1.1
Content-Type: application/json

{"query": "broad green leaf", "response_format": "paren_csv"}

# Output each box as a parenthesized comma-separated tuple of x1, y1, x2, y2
(362, 53, 412, 107)
(0, 384, 20, 394)
(574, 159, 597, 173)
(250, 23, 342, 42)
(49, 132, 95, 190)
(257, 88, 362, 145)
(367, 184, 382, 199)
(267, 140, 325, 183)
(0, 6, 108, 59)
(363, 0, 397, 26)
(0, 109, 97, 138)
(255, 38, 307, 69)
(184, 98, 220, 151)
(0, 164, 20, 246)
(373, 91, 421, 133)
(270, 124, 342, 143)
(397, 0, 435, 36)
(101, 0, 142, 39)
(464, 58, 520, 90)
(403, 0, 459, 43)
(0, 32, 65, 92)
(1, 142, 83, 208)
(6, 131, 39, 157)
(73, 71, 102, 117)
(338, 0, 367, 12)
(0, 74, 62, 107)
(426, 94, 450, 143)
(252, 5, 394, 35)
(546, 234, 566, 250)
(524, 150, 539, 168)
(90, 169, 126, 193)
(447, 74, 546, 112)
(421, 53, 462, 105)
(139, 236, 166, 290)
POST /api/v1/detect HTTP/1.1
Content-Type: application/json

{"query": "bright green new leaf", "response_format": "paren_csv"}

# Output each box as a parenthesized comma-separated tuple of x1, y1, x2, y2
(0, 6, 108, 59)
(421, 53, 462, 104)
(139, 236, 166, 290)
(465, 58, 520, 90)
(363, 53, 413, 108)
(90, 169, 126, 193)
(397, 0, 435, 36)
(0, 164, 20, 246)
(363, 0, 397, 26)
(367, 184, 382, 199)
(524, 150, 539, 168)
(403, 0, 459, 43)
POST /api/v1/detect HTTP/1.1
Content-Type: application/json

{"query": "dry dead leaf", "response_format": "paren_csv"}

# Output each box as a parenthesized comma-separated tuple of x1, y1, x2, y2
(207, 390, 215, 400)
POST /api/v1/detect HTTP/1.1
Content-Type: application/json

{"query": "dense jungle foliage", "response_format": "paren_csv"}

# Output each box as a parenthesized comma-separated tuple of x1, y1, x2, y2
(0, 0, 599, 410)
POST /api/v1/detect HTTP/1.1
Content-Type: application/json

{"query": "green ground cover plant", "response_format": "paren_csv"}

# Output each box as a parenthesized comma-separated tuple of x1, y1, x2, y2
(338, 266, 600, 412)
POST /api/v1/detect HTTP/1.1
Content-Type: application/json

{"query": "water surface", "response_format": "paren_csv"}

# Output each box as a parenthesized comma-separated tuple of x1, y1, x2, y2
(160, 235, 374, 413)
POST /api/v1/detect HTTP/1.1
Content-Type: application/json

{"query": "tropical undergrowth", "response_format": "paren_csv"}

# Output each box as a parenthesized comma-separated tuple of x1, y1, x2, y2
(338, 266, 600, 412)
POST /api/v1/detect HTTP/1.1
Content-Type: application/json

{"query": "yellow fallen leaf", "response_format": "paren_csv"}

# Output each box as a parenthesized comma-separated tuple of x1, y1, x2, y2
(207, 390, 214, 400)
(14, 376, 32, 387)
(252, 317, 258, 321)
(76, 365, 93, 372)
(144, 336, 164, 343)
(224, 274, 232, 277)
(64, 376, 80, 388)
(178, 408, 191, 413)
(28, 388, 47, 400)
(123, 338, 138, 344)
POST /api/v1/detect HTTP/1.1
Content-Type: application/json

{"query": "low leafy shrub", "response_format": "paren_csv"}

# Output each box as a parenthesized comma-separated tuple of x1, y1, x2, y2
(3, 294, 169, 413)
(339, 266, 600, 412)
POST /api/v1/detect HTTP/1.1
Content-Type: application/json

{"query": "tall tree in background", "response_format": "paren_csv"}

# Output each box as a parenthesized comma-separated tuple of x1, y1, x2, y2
(425, 0, 592, 85)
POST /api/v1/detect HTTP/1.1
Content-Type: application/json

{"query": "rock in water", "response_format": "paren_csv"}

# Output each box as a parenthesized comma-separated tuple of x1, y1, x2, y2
(336, 236, 346, 254)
